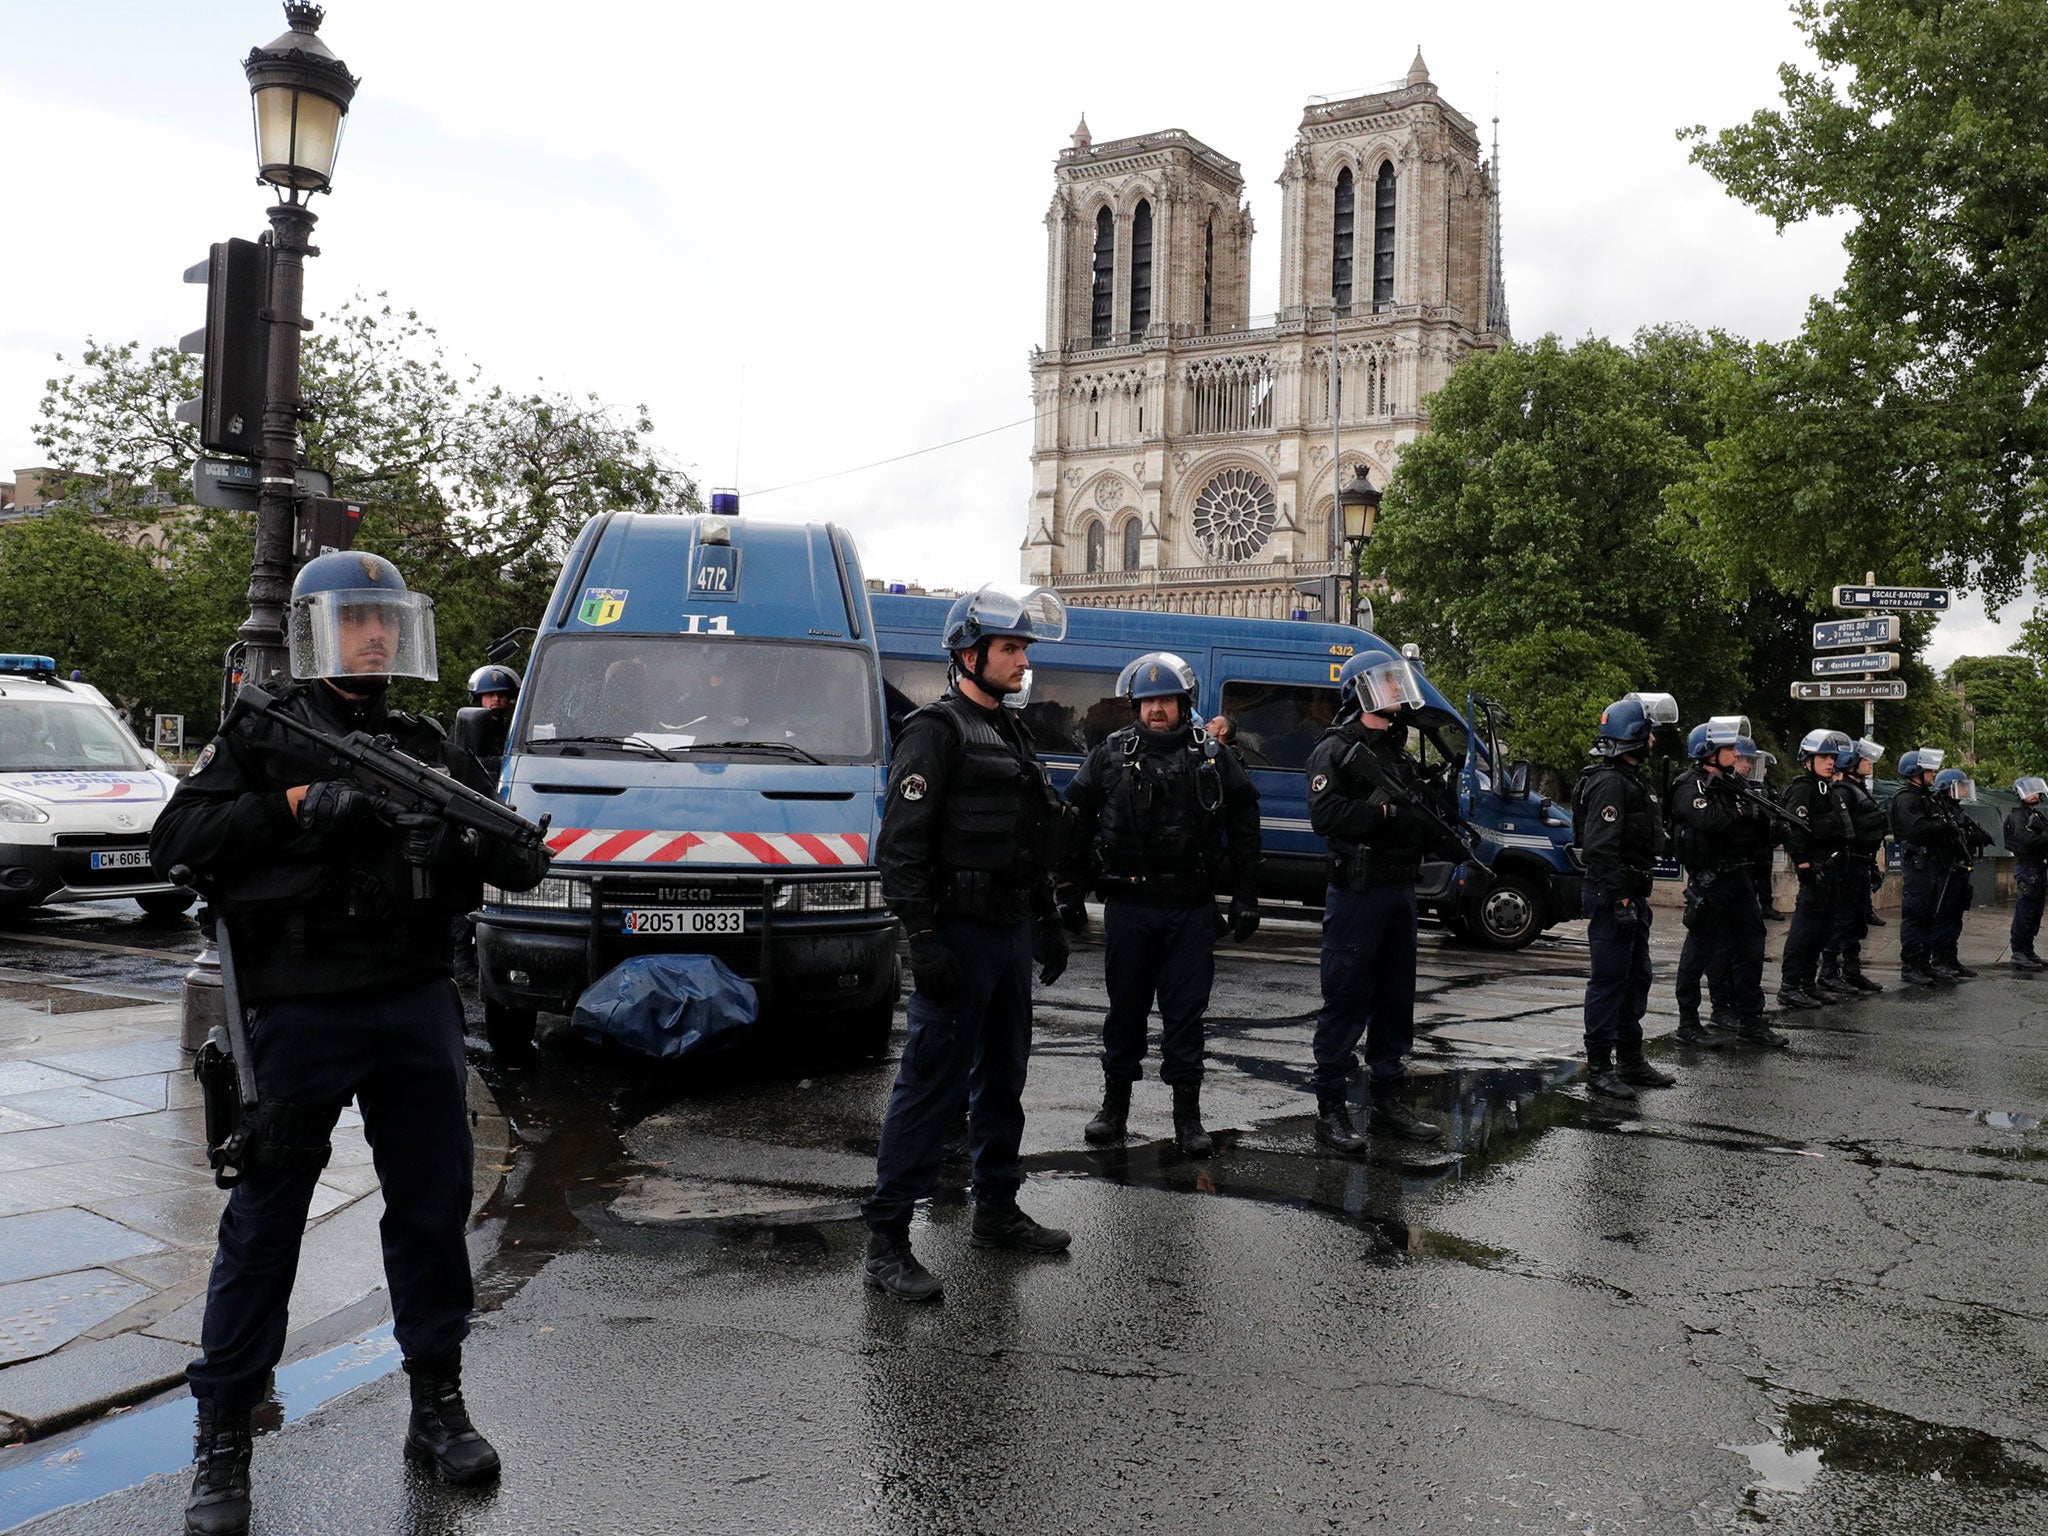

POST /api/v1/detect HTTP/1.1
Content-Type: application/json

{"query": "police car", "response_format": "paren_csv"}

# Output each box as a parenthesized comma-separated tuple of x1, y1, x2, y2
(0, 655, 193, 916)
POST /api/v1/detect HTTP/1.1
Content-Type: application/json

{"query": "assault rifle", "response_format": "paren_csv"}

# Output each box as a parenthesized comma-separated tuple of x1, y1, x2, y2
(1338, 738, 1494, 885)
(1715, 771, 1805, 833)
(228, 684, 550, 852)
(174, 865, 258, 1189)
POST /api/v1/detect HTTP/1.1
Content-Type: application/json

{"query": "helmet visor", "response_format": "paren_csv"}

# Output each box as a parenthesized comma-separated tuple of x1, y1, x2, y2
(1355, 657, 1424, 715)
(971, 584, 1068, 644)
(2017, 776, 2048, 798)
(1705, 714, 1749, 747)
(1917, 747, 1946, 772)
(1116, 651, 1200, 705)
(1744, 750, 1775, 783)
(1627, 691, 1680, 726)
(1855, 739, 1883, 764)
(289, 589, 438, 682)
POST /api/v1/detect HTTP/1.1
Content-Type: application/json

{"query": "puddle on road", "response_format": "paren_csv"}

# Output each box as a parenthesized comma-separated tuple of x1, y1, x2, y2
(1972, 1108, 2041, 1131)
(1726, 1392, 2048, 1510)
(0, 1327, 398, 1532)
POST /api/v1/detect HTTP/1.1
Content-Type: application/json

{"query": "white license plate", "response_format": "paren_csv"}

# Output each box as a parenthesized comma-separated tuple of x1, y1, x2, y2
(90, 849, 151, 871)
(621, 908, 745, 936)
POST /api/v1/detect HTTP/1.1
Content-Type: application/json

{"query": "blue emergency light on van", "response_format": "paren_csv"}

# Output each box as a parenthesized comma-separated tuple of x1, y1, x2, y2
(0, 656, 58, 676)
(871, 595, 1581, 949)
(474, 511, 897, 1056)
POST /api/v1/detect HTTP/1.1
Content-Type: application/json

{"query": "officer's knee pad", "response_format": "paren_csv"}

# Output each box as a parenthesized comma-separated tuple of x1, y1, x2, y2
(246, 1098, 344, 1175)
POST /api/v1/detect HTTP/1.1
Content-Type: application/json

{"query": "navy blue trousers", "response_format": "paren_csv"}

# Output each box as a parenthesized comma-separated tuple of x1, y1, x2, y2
(864, 918, 1033, 1234)
(2013, 861, 2045, 955)
(1900, 859, 1939, 966)
(1933, 863, 1971, 962)
(1101, 899, 1216, 1087)
(1824, 861, 1876, 966)
(1583, 889, 1653, 1056)
(1675, 872, 1765, 1017)
(1312, 883, 1417, 1093)
(1781, 871, 1847, 989)
(188, 979, 474, 1411)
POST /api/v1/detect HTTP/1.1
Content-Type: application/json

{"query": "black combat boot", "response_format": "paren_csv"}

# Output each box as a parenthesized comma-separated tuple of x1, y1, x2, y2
(2013, 949, 2047, 972)
(1775, 981, 1826, 1010)
(1369, 1079, 1444, 1142)
(403, 1354, 501, 1485)
(1736, 1014, 1790, 1049)
(1313, 1090, 1368, 1153)
(1084, 1078, 1131, 1146)
(1585, 1051, 1638, 1100)
(1618, 1049, 1678, 1088)
(1673, 1009, 1722, 1049)
(1939, 954, 1978, 979)
(863, 1229, 943, 1301)
(1899, 954, 1937, 986)
(970, 1200, 1072, 1253)
(1841, 959, 1885, 993)
(1709, 1004, 1739, 1029)
(185, 1399, 254, 1536)
(1171, 1083, 1214, 1157)
(1814, 957, 1859, 1000)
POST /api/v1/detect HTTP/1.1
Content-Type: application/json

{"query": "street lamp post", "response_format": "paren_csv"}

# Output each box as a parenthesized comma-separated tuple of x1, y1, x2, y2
(1337, 465, 1381, 628)
(235, 1, 357, 690)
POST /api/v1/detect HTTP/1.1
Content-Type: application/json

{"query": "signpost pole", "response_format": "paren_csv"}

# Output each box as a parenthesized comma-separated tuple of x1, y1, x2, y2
(1863, 570, 1876, 740)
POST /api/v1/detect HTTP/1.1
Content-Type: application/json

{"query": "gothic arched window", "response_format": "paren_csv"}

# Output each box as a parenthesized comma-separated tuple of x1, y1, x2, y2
(1121, 518, 1142, 571)
(1203, 214, 1215, 329)
(1332, 168, 1356, 310)
(1129, 200, 1153, 336)
(1372, 161, 1397, 309)
(1091, 206, 1115, 344)
(1085, 519, 1107, 573)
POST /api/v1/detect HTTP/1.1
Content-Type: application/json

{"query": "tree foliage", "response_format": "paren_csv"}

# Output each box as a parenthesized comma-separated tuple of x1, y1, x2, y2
(1677, 0, 2048, 607)
(22, 297, 694, 730)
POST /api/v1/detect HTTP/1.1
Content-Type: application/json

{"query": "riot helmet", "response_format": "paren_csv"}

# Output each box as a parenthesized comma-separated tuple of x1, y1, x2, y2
(1796, 728, 1854, 764)
(1933, 767, 1971, 800)
(1734, 737, 1774, 784)
(287, 551, 437, 683)
(940, 584, 1065, 704)
(468, 663, 521, 711)
(2016, 776, 2048, 801)
(1685, 723, 1710, 760)
(1116, 651, 1200, 727)
(1593, 692, 1676, 758)
(1691, 714, 1747, 763)
(1336, 652, 1423, 719)
(1899, 746, 1943, 782)
(1853, 738, 1884, 767)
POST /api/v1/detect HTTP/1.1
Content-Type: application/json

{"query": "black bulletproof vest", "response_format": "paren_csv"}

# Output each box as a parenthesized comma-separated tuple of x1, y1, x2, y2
(1092, 725, 1224, 897)
(926, 693, 1060, 920)
(1572, 763, 1662, 862)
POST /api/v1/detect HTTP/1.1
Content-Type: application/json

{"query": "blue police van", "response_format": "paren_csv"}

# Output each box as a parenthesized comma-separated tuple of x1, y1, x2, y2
(870, 594, 1580, 948)
(474, 512, 899, 1055)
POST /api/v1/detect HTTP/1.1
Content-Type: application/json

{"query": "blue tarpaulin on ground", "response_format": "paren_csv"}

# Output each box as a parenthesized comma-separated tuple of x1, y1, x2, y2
(569, 954, 759, 1059)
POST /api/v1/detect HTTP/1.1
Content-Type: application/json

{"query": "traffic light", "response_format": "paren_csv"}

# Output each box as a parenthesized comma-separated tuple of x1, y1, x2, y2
(293, 497, 364, 561)
(175, 238, 270, 459)
(1295, 575, 1339, 616)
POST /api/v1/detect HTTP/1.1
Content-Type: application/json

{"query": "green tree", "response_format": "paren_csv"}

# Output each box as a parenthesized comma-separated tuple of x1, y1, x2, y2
(29, 296, 695, 727)
(1947, 654, 2048, 784)
(1677, 0, 2048, 608)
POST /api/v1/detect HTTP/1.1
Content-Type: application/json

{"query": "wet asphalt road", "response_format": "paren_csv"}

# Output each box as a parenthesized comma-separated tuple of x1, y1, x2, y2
(6, 902, 2048, 1533)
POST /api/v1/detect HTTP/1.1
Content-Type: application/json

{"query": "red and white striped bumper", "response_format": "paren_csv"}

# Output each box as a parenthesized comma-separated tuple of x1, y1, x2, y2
(543, 828, 872, 866)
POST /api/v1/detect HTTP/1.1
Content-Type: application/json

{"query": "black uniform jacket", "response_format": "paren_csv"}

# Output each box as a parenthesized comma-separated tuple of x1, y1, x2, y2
(877, 688, 1060, 933)
(1779, 771, 1855, 867)
(2005, 802, 2048, 863)
(150, 680, 549, 1002)
(1064, 720, 1260, 906)
(1838, 776, 1890, 858)
(1306, 718, 1457, 883)
(1572, 757, 1665, 897)
(1668, 766, 1761, 874)
(1889, 781, 1965, 865)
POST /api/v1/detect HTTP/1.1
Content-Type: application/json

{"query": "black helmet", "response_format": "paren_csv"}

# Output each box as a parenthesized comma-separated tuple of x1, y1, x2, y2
(287, 551, 437, 682)
(467, 664, 521, 703)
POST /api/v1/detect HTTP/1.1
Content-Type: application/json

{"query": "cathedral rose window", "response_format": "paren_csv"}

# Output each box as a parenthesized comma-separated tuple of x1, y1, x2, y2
(1191, 467, 1277, 563)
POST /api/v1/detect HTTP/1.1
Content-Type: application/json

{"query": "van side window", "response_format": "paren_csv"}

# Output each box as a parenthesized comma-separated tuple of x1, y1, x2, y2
(1021, 667, 1125, 755)
(1218, 682, 1340, 771)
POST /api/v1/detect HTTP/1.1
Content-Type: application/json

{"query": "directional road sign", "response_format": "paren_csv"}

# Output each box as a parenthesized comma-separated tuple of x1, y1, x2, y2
(1812, 651, 1900, 677)
(1813, 615, 1900, 649)
(1833, 584, 1950, 611)
(1791, 680, 1909, 701)
(191, 458, 332, 512)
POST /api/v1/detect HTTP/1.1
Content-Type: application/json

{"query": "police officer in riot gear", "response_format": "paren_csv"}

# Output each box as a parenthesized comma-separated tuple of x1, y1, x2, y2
(1821, 739, 1889, 995)
(1574, 693, 1682, 1098)
(864, 584, 1073, 1302)
(1891, 749, 1959, 986)
(452, 663, 520, 780)
(1775, 729, 1858, 1010)
(150, 553, 550, 1536)
(1669, 717, 1776, 1049)
(2005, 776, 2048, 970)
(1930, 767, 1991, 976)
(1061, 652, 1261, 1156)
(1305, 653, 1457, 1150)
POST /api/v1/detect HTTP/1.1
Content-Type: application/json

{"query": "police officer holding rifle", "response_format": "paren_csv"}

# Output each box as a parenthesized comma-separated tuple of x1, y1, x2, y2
(1890, 748, 1960, 985)
(1775, 729, 1857, 1010)
(1930, 767, 1992, 976)
(150, 553, 550, 1536)
(1820, 739, 1889, 995)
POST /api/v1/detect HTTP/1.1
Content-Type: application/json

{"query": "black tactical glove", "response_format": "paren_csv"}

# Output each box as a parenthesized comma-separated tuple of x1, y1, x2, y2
(395, 813, 455, 867)
(1033, 916, 1070, 985)
(1056, 884, 1089, 935)
(1611, 895, 1639, 933)
(906, 929, 959, 1004)
(296, 779, 375, 834)
(1227, 894, 1261, 942)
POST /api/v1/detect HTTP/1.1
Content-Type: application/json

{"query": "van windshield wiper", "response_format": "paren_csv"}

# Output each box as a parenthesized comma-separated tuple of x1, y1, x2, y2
(525, 734, 680, 762)
(687, 739, 826, 765)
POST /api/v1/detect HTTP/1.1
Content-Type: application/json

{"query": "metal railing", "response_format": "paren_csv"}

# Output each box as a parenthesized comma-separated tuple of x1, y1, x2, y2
(1051, 558, 1335, 590)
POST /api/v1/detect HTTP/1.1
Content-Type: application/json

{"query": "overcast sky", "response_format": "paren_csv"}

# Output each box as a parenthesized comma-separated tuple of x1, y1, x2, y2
(0, 0, 2015, 665)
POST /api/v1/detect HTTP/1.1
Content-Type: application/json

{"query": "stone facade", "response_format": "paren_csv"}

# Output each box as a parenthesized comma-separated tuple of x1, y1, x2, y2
(1023, 53, 1509, 619)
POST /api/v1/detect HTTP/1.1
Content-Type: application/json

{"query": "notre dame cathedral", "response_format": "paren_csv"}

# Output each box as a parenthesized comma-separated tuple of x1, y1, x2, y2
(1021, 52, 1509, 618)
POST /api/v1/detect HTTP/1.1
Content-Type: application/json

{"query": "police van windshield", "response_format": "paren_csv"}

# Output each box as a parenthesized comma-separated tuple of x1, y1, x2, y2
(0, 700, 148, 773)
(519, 636, 880, 764)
